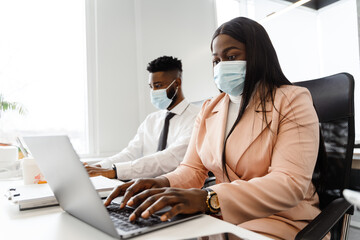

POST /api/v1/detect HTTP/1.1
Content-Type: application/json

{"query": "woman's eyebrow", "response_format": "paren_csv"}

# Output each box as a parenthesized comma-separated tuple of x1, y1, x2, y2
(212, 46, 242, 56)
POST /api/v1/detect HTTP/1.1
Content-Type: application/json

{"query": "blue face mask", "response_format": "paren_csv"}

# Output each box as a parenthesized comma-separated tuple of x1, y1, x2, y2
(150, 80, 178, 110)
(213, 60, 246, 96)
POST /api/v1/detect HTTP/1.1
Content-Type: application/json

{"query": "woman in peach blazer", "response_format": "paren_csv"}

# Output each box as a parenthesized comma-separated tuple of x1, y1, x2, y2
(105, 17, 325, 240)
(162, 87, 321, 239)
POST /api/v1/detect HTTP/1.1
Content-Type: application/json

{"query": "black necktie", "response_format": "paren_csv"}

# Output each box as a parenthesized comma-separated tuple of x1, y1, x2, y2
(157, 112, 176, 151)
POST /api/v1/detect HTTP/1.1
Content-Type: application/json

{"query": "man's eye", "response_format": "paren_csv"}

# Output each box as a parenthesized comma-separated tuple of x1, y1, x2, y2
(227, 55, 236, 60)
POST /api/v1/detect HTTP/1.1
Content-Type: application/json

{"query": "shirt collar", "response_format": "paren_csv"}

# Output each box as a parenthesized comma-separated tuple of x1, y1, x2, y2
(169, 99, 189, 115)
(229, 94, 242, 104)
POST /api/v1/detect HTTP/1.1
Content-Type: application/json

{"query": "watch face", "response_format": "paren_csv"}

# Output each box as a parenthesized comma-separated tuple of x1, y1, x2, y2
(210, 194, 220, 210)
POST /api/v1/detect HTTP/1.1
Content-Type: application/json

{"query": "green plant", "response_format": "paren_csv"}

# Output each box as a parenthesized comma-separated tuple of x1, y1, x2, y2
(0, 94, 27, 118)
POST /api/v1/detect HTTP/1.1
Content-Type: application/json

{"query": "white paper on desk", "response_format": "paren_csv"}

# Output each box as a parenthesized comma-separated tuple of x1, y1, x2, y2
(91, 176, 122, 192)
(10, 184, 54, 204)
(7, 176, 122, 210)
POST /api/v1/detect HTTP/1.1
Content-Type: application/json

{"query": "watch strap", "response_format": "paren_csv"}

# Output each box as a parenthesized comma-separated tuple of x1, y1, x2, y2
(112, 164, 118, 179)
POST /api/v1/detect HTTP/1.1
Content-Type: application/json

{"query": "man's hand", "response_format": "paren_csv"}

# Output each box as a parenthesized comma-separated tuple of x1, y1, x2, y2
(85, 164, 116, 179)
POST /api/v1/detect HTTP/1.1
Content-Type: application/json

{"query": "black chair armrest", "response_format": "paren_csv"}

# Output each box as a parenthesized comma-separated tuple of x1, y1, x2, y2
(203, 176, 216, 188)
(295, 198, 353, 240)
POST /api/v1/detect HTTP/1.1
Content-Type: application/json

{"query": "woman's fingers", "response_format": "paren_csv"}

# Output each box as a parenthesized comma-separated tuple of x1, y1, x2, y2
(104, 181, 134, 206)
(121, 182, 144, 208)
(128, 188, 208, 222)
(159, 203, 185, 221)
(130, 194, 176, 221)
(121, 179, 157, 208)
(128, 188, 166, 207)
(105, 178, 168, 208)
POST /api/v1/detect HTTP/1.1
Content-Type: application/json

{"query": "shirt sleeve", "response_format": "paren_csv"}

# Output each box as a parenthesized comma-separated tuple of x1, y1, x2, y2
(114, 118, 195, 180)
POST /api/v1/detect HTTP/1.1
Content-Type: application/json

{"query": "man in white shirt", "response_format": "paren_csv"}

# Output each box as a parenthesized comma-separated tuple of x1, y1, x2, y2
(85, 56, 200, 180)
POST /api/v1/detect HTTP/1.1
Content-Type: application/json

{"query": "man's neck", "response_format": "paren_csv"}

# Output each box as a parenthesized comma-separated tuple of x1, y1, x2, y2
(167, 95, 185, 111)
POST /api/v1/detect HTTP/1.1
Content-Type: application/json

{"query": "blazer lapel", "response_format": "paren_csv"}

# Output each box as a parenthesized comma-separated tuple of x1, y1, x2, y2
(225, 95, 273, 172)
(204, 94, 229, 167)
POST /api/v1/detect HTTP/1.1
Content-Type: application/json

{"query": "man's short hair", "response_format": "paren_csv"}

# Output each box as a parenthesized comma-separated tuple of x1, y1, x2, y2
(146, 56, 182, 73)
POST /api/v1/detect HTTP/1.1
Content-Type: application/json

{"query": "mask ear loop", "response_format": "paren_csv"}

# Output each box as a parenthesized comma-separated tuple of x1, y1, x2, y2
(170, 86, 178, 101)
(165, 79, 177, 90)
(166, 79, 178, 101)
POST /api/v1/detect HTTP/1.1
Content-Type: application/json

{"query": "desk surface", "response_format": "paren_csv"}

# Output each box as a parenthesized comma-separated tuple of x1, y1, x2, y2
(1, 180, 272, 240)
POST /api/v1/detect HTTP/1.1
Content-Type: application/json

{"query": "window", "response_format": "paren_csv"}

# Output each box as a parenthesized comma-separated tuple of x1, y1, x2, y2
(0, 0, 88, 154)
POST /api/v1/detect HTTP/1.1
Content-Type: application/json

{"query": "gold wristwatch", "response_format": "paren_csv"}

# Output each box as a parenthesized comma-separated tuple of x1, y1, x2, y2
(204, 188, 220, 214)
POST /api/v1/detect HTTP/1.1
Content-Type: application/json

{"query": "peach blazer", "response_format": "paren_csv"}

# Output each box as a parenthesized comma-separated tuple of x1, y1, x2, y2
(164, 85, 324, 239)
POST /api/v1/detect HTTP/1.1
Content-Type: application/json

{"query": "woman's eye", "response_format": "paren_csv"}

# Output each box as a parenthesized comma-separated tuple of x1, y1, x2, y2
(213, 60, 220, 66)
(227, 55, 236, 60)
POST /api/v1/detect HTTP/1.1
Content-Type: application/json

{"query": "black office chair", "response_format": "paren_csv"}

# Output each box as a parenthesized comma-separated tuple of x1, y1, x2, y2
(294, 72, 355, 240)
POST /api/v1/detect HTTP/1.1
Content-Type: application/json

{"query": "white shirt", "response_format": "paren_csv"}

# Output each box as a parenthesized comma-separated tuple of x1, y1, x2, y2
(98, 99, 200, 179)
(225, 94, 242, 139)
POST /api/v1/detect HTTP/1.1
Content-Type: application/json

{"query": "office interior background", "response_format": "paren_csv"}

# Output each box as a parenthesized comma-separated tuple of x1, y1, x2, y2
(0, 0, 359, 159)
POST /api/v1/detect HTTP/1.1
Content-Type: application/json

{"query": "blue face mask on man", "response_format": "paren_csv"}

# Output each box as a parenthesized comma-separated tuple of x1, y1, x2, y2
(213, 60, 246, 96)
(150, 80, 178, 110)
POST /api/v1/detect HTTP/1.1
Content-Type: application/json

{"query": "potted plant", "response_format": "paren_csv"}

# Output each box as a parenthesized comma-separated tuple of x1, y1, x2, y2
(0, 94, 28, 163)
(0, 93, 27, 150)
(0, 93, 27, 119)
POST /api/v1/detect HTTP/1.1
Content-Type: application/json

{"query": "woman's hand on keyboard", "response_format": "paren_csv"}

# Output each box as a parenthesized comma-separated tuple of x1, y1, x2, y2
(104, 177, 170, 208)
(127, 187, 208, 222)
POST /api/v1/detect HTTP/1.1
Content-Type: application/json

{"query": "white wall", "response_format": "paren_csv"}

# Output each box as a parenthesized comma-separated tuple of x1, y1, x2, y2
(87, 0, 139, 156)
(87, 0, 217, 156)
(134, 0, 218, 121)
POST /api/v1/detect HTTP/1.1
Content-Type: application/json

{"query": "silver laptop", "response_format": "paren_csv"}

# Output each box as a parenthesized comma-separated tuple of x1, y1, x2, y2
(22, 135, 202, 239)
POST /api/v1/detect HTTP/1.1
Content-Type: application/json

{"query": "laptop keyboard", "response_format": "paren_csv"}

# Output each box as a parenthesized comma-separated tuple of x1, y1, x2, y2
(107, 203, 163, 232)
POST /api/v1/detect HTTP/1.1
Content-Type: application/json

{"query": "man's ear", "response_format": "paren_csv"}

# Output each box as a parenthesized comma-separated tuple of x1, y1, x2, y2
(175, 77, 182, 88)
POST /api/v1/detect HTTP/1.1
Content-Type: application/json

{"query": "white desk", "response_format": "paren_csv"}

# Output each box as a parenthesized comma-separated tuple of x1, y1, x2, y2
(1, 180, 272, 240)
